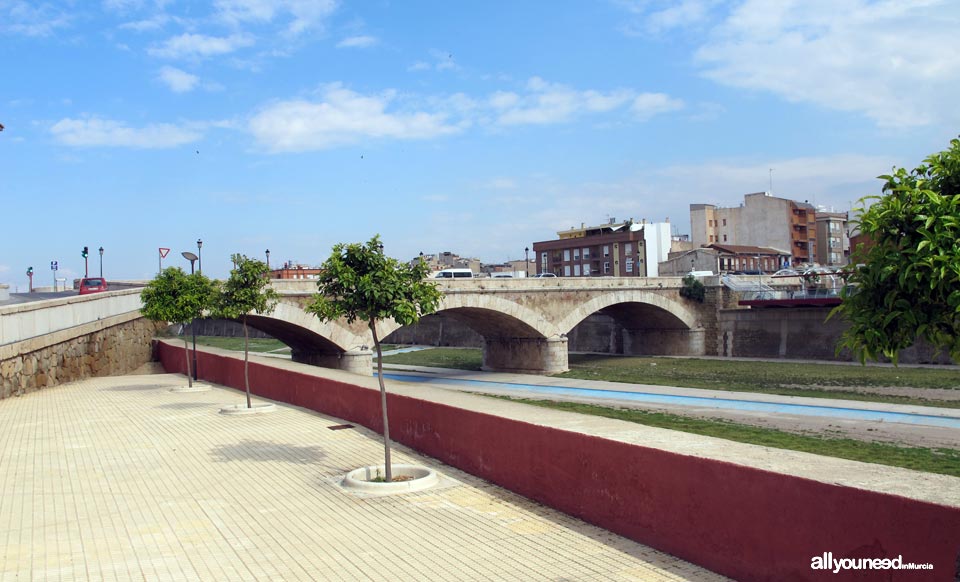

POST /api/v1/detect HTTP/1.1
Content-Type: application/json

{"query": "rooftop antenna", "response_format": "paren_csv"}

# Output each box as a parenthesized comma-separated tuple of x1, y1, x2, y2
(768, 168, 774, 195)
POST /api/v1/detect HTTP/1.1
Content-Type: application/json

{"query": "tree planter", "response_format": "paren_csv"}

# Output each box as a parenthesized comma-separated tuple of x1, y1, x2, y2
(170, 383, 211, 393)
(219, 403, 276, 415)
(341, 464, 439, 496)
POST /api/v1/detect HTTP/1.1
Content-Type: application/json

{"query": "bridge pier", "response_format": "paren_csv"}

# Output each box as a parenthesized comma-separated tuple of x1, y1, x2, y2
(623, 328, 705, 356)
(481, 336, 569, 375)
(292, 348, 373, 375)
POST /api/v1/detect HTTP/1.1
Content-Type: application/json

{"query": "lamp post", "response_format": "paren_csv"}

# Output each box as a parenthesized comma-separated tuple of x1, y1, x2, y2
(524, 247, 529, 277)
(98, 246, 104, 278)
(197, 239, 203, 273)
(181, 251, 200, 381)
(265, 249, 271, 271)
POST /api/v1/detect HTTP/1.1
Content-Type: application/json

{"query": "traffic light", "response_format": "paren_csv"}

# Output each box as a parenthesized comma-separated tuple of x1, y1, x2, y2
(26, 266, 33, 276)
(82, 246, 89, 258)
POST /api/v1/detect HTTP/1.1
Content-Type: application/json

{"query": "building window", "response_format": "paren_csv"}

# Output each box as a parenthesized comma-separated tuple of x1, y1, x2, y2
(722, 219, 727, 226)
(573, 248, 580, 260)
(583, 263, 591, 276)
(603, 245, 610, 257)
(564, 265, 571, 277)
(583, 247, 590, 259)
(723, 234, 727, 242)
(540, 252, 547, 269)
(603, 261, 610, 274)
(574, 264, 581, 276)
(625, 243, 632, 255)
(625, 258, 634, 273)
(563, 249, 570, 262)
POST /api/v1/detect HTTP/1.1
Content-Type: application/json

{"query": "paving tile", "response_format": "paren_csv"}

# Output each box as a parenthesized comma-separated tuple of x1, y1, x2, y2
(0, 374, 728, 581)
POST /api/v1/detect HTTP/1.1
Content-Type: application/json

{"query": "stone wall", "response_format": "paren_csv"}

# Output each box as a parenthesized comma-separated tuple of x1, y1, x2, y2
(184, 318, 273, 339)
(718, 307, 954, 364)
(0, 317, 165, 399)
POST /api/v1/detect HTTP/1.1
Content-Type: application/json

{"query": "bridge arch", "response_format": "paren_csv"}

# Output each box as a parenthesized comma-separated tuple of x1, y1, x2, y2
(240, 302, 375, 374)
(378, 293, 555, 339)
(379, 293, 566, 374)
(557, 290, 704, 357)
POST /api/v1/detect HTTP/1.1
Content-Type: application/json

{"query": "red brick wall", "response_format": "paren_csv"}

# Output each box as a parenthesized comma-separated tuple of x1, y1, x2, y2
(157, 341, 960, 581)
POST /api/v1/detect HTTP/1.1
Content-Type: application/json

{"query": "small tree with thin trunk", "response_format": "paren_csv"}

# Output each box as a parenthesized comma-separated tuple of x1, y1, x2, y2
(307, 235, 441, 482)
(141, 267, 216, 387)
(214, 254, 278, 408)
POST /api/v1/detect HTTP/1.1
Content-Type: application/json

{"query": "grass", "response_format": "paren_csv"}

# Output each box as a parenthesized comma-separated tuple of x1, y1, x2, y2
(193, 336, 291, 353)
(380, 348, 960, 408)
(380, 347, 483, 370)
(485, 395, 960, 478)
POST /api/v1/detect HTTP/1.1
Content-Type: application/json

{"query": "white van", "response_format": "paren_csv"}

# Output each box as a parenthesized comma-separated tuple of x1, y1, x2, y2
(434, 268, 475, 279)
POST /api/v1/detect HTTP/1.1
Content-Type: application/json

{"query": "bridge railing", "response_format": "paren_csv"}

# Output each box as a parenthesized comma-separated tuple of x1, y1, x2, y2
(268, 276, 697, 295)
(0, 288, 144, 346)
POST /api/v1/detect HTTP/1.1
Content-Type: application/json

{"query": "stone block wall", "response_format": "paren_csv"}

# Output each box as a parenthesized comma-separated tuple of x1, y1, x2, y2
(0, 317, 165, 399)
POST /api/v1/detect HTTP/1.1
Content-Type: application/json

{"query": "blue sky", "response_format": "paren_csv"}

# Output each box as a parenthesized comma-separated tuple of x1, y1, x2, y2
(2, 0, 959, 289)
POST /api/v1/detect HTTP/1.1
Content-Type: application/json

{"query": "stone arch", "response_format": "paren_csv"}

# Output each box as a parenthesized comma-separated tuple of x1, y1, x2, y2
(556, 290, 699, 335)
(377, 293, 555, 340)
(244, 301, 370, 353)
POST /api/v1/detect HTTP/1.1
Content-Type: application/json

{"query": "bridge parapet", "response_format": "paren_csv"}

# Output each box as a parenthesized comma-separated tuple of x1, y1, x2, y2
(0, 288, 144, 348)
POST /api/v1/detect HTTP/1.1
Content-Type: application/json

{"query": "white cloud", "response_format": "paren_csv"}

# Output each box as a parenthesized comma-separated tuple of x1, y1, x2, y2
(407, 49, 458, 73)
(631, 93, 684, 120)
(493, 77, 670, 126)
(119, 14, 172, 32)
(157, 66, 199, 93)
(249, 85, 461, 152)
(336, 35, 377, 49)
(214, 0, 337, 36)
(695, 0, 960, 127)
(148, 33, 255, 59)
(2, 1, 71, 37)
(50, 117, 202, 148)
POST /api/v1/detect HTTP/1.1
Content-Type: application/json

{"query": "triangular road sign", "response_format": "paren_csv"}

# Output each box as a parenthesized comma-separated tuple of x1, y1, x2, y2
(159, 247, 170, 258)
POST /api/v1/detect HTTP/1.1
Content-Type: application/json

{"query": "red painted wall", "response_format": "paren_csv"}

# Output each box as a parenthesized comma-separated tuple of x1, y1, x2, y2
(157, 342, 960, 581)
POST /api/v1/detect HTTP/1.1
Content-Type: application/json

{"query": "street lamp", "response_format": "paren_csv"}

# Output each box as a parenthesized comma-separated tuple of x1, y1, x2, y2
(265, 249, 271, 270)
(197, 239, 203, 273)
(181, 251, 200, 381)
(524, 247, 530, 277)
(98, 246, 104, 278)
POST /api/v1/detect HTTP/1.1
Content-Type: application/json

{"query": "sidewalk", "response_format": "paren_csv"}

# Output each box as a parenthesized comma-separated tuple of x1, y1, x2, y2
(0, 373, 727, 581)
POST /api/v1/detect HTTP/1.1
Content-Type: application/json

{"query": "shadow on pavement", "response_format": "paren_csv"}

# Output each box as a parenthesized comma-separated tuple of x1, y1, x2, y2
(210, 439, 327, 465)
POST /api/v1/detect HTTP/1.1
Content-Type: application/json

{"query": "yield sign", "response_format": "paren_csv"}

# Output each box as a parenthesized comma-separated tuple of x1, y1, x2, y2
(159, 247, 171, 258)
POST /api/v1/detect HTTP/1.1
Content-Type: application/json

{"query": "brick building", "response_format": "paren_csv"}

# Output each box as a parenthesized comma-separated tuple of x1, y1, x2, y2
(690, 193, 818, 266)
(531, 219, 671, 277)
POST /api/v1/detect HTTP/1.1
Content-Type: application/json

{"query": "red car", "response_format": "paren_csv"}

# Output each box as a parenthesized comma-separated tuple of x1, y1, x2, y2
(78, 278, 109, 295)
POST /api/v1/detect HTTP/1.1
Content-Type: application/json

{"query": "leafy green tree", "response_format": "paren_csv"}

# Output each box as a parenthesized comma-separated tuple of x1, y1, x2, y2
(679, 274, 705, 302)
(832, 137, 960, 363)
(307, 235, 442, 481)
(214, 254, 279, 407)
(141, 267, 217, 387)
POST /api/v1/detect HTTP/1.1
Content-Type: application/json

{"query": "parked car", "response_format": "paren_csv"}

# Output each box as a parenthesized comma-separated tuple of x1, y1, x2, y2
(433, 268, 475, 279)
(78, 277, 109, 295)
(532, 273, 557, 278)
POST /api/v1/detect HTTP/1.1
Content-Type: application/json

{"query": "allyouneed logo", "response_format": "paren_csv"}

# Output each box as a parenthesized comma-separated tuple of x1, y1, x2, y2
(811, 552, 933, 574)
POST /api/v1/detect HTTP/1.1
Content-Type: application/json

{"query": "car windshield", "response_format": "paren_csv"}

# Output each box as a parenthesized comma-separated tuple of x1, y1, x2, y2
(83, 279, 104, 286)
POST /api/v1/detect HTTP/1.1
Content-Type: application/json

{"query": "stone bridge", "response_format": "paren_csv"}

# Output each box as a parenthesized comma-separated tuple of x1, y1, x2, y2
(253, 277, 719, 375)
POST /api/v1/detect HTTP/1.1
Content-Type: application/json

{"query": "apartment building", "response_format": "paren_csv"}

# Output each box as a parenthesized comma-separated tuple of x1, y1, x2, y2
(690, 192, 817, 266)
(531, 219, 671, 277)
(815, 211, 850, 266)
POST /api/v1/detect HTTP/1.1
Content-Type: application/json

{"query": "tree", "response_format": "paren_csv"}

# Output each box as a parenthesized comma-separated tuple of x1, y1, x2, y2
(141, 267, 216, 387)
(832, 137, 960, 363)
(307, 235, 442, 481)
(214, 254, 279, 407)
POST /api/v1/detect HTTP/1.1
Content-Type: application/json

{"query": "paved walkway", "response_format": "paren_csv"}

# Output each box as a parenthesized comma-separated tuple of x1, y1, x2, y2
(0, 373, 727, 581)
